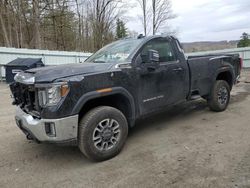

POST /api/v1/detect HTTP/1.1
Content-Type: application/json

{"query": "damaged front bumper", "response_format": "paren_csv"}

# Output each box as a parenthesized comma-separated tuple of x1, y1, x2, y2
(15, 107, 78, 145)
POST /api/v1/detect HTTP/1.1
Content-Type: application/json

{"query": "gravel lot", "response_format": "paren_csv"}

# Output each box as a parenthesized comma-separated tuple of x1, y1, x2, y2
(1, 70, 250, 188)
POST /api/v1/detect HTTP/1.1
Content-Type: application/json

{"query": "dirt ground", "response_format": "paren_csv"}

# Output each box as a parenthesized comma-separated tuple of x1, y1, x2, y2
(0, 70, 250, 188)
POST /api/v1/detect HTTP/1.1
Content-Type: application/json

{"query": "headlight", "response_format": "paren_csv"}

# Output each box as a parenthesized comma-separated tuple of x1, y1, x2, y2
(38, 83, 69, 107)
(14, 72, 35, 84)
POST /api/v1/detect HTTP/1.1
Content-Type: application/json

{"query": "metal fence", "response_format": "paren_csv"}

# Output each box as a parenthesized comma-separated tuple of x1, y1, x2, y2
(0, 47, 92, 81)
(1, 46, 250, 81)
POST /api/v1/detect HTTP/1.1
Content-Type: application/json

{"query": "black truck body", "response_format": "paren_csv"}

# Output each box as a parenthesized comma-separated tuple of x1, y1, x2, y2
(10, 35, 241, 161)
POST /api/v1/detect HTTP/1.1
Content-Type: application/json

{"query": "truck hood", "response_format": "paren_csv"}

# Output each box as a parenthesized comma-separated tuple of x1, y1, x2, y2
(24, 63, 114, 83)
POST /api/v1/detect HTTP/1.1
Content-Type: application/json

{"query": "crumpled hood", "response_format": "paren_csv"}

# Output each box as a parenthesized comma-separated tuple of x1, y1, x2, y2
(24, 63, 114, 83)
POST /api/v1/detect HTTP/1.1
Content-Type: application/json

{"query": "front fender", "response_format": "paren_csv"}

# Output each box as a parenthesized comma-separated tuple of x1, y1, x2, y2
(71, 87, 136, 125)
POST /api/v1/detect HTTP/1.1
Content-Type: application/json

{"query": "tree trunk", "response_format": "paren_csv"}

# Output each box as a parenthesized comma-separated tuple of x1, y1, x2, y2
(6, 4, 12, 46)
(17, 0, 23, 48)
(75, 0, 82, 51)
(32, 0, 41, 49)
(142, 0, 147, 36)
(152, 0, 156, 35)
(0, 13, 10, 47)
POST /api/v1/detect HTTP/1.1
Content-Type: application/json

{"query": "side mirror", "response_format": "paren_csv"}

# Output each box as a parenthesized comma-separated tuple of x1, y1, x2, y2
(137, 49, 160, 75)
(148, 49, 159, 63)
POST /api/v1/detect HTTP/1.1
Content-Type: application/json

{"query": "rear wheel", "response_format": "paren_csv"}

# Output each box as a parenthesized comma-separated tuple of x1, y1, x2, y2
(78, 106, 128, 161)
(208, 80, 230, 112)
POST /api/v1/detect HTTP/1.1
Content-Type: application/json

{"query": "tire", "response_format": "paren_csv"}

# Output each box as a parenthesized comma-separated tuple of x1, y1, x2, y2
(78, 106, 128, 161)
(208, 80, 230, 112)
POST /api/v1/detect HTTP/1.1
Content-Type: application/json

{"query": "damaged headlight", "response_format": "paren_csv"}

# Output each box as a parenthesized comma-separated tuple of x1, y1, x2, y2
(38, 83, 69, 107)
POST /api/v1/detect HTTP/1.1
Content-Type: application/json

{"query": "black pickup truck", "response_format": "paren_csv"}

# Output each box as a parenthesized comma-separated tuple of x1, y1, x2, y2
(10, 35, 241, 161)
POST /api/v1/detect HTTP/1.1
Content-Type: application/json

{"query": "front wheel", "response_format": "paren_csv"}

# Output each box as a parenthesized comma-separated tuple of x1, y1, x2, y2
(208, 80, 230, 112)
(78, 106, 128, 161)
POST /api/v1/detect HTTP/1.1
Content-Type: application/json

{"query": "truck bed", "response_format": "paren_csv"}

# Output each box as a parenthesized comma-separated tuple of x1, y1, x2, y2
(187, 53, 241, 98)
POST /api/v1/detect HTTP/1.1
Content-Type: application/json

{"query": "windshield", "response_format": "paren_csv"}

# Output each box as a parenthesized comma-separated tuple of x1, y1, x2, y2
(85, 39, 143, 63)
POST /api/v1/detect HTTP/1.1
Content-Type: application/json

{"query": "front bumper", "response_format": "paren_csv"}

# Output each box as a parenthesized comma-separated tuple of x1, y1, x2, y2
(15, 107, 78, 144)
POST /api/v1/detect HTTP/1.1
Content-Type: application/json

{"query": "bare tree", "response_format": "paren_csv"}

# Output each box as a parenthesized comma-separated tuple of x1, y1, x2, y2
(32, 0, 41, 48)
(6, 0, 12, 46)
(75, 0, 82, 50)
(0, 14, 10, 47)
(152, 0, 175, 35)
(0, 0, 126, 52)
(87, 0, 122, 51)
(17, 0, 23, 48)
(136, 0, 148, 36)
(0, 0, 11, 47)
(1, 0, 25, 48)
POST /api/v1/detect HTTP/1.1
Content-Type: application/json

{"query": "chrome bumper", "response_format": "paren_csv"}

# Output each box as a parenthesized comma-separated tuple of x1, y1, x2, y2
(15, 107, 78, 143)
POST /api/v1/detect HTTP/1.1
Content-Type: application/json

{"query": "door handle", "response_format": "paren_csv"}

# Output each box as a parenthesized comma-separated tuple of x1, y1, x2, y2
(147, 66, 156, 72)
(173, 67, 183, 72)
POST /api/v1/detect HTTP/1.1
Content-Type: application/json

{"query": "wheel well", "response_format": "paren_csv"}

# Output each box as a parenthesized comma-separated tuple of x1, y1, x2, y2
(79, 94, 133, 127)
(216, 71, 233, 89)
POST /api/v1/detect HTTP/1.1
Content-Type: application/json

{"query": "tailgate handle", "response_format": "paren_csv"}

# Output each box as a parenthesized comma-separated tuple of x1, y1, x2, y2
(173, 67, 183, 72)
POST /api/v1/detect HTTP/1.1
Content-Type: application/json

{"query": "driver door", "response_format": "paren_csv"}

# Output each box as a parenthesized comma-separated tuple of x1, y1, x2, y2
(136, 38, 187, 115)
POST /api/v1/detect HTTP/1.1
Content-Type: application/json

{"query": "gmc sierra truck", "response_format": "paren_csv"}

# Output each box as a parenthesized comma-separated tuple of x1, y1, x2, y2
(10, 35, 241, 161)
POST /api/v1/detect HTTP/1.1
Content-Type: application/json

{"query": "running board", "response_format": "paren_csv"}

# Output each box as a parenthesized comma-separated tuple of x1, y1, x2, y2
(190, 95, 201, 100)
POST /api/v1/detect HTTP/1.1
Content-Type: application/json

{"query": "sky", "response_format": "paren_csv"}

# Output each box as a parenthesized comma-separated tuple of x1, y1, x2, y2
(125, 0, 250, 42)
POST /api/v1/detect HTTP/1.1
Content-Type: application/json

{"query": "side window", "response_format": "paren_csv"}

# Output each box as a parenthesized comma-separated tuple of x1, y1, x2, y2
(140, 40, 177, 63)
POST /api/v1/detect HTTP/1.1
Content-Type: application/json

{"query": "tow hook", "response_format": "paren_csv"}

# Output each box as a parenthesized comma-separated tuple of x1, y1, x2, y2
(26, 134, 33, 140)
(26, 134, 40, 143)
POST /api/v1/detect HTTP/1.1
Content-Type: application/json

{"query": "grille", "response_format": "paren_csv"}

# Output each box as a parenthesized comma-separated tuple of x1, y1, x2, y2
(10, 82, 41, 117)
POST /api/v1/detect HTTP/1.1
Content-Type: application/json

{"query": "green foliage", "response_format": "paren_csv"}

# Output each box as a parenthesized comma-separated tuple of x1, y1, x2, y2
(237, 32, 250, 48)
(116, 19, 127, 39)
